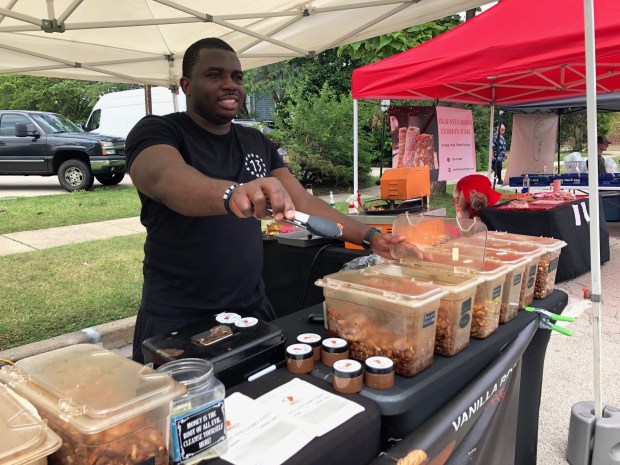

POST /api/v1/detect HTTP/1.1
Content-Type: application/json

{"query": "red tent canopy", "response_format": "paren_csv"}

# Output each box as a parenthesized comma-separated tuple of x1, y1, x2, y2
(351, 0, 620, 105)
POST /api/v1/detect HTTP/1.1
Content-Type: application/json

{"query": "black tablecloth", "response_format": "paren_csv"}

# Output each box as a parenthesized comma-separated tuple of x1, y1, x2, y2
(479, 197, 610, 282)
(273, 290, 567, 465)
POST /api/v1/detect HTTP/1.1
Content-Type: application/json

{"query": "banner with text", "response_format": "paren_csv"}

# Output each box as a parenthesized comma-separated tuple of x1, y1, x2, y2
(436, 106, 477, 181)
(388, 106, 438, 174)
(371, 320, 538, 465)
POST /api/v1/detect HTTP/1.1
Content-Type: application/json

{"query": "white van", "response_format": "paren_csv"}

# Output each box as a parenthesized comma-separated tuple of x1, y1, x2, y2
(84, 87, 186, 138)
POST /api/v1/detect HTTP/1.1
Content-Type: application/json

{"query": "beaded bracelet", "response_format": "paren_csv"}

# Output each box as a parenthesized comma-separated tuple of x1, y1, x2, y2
(223, 183, 243, 216)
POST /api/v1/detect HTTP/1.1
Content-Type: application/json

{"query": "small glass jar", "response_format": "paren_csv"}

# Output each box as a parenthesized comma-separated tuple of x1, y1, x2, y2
(364, 356, 395, 390)
(333, 359, 363, 394)
(297, 333, 322, 361)
(286, 343, 314, 374)
(158, 358, 228, 465)
(321, 338, 349, 367)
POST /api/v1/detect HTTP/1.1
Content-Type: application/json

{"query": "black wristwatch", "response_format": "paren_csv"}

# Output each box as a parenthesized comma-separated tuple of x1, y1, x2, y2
(362, 227, 382, 250)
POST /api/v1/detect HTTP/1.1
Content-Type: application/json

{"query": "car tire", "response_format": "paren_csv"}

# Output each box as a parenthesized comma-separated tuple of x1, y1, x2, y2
(95, 172, 125, 186)
(58, 159, 94, 191)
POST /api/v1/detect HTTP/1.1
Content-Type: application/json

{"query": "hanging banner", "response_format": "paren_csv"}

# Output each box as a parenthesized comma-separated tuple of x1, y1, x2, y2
(388, 106, 438, 175)
(388, 106, 476, 182)
(371, 320, 538, 465)
(504, 114, 559, 183)
(436, 106, 477, 181)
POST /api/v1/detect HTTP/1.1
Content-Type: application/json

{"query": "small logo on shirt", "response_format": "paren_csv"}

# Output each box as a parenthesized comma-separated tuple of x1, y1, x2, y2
(244, 153, 266, 178)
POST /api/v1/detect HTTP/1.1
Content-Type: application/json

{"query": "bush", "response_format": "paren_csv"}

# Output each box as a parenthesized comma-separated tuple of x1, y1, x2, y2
(273, 84, 375, 187)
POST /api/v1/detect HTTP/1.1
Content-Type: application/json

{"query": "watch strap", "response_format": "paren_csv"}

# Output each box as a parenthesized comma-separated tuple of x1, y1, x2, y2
(362, 227, 381, 250)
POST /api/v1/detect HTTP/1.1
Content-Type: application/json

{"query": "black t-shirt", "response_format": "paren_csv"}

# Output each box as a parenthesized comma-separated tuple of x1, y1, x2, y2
(125, 112, 287, 320)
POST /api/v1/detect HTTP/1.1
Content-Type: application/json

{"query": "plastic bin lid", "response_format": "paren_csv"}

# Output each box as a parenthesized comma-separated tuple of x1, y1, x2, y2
(390, 214, 488, 271)
(485, 239, 545, 257)
(0, 383, 61, 465)
(0, 344, 186, 434)
(316, 267, 447, 307)
(484, 249, 529, 268)
(487, 231, 567, 252)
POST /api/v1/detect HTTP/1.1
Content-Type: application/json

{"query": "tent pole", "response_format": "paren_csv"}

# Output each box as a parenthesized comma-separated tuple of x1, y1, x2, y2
(353, 99, 359, 196)
(556, 111, 561, 174)
(488, 100, 495, 180)
(584, 0, 603, 420)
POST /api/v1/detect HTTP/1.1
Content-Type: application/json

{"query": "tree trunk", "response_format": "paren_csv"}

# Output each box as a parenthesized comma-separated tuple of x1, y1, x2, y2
(431, 180, 447, 196)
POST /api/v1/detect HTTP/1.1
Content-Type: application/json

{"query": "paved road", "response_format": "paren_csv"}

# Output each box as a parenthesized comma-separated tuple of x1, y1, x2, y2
(0, 174, 135, 198)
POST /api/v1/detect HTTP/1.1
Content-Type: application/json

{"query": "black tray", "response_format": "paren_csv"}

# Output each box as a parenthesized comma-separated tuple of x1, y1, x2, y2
(363, 198, 424, 215)
(142, 316, 286, 388)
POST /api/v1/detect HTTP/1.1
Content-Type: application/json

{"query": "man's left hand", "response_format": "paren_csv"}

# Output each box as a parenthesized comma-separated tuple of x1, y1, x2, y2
(369, 233, 406, 259)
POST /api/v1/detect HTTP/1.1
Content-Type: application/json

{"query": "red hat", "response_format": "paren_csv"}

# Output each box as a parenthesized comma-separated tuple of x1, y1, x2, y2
(457, 174, 502, 209)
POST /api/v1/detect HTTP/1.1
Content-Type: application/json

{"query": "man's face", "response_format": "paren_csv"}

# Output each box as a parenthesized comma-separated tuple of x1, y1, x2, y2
(181, 48, 245, 126)
(598, 142, 609, 154)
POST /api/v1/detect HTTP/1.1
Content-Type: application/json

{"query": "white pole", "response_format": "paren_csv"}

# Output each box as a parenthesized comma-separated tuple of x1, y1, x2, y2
(353, 98, 359, 196)
(488, 102, 495, 180)
(583, 0, 603, 419)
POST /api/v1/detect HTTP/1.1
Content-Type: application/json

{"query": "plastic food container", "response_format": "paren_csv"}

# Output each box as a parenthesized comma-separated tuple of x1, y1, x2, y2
(315, 267, 447, 376)
(0, 344, 186, 465)
(485, 239, 545, 308)
(390, 214, 508, 340)
(487, 232, 567, 299)
(0, 383, 62, 465)
(469, 259, 508, 338)
(372, 262, 481, 357)
(483, 250, 528, 323)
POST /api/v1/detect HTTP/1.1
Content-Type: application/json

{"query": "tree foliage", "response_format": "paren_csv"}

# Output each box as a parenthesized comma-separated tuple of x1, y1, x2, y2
(336, 15, 462, 63)
(0, 75, 138, 123)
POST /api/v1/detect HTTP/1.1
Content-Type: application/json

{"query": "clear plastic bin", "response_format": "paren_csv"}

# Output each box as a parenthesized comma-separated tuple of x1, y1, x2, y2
(484, 250, 528, 323)
(470, 259, 508, 338)
(315, 268, 447, 376)
(390, 214, 508, 340)
(374, 262, 481, 357)
(487, 232, 567, 299)
(485, 239, 545, 308)
(0, 383, 62, 465)
(0, 344, 186, 465)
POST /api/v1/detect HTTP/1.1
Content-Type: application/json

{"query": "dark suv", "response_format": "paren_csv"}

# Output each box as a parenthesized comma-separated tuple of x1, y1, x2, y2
(0, 110, 126, 191)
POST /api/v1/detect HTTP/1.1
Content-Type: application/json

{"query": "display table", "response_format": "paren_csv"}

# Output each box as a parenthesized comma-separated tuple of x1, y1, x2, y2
(479, 197, 610, 282)
(212, 290, 566, 465)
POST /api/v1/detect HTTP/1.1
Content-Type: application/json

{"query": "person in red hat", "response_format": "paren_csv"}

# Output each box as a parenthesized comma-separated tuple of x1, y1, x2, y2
(453, 174, 502, 219)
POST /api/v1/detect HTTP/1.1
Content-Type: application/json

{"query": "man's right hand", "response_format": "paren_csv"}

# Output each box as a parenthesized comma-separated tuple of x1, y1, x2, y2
(228, 177, 296, 221)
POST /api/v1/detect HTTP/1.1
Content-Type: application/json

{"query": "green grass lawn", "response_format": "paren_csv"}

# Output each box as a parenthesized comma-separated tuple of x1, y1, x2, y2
(0, 235, 145, 351)
(0, 186, 141, 234)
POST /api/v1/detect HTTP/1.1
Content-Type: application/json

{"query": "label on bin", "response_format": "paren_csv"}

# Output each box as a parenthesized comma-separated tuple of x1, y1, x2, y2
(549, 257, 559, 273)
(527, 266, 537, 288)
(492, 285, 502, 300)
(423, 311, 436, 328)
(459, 297, 472, 328)
(170, 400, 227, 463)
(513, 273, 522, 287)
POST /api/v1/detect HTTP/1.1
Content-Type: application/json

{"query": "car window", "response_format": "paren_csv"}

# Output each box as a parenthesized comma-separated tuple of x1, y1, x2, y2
(86, 109, 101, 131)
(0, 114, 34, 136)
(30, 113, 81, 133)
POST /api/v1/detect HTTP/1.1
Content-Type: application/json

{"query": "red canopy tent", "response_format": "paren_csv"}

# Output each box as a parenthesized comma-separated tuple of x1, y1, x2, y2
(351, 0, 619, 105)
(350, 0, 611, 425)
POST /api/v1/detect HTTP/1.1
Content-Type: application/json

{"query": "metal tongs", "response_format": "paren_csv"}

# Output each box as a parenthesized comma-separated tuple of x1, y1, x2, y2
(266, 204, 342, 239)
(524, 306, 576, 336)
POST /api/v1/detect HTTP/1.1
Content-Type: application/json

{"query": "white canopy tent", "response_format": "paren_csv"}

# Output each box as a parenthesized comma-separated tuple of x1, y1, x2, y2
(0, 0, 489, 87)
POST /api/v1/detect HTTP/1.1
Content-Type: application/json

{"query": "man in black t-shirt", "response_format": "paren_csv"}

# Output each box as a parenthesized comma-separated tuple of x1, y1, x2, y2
(126, 38, 406, 363)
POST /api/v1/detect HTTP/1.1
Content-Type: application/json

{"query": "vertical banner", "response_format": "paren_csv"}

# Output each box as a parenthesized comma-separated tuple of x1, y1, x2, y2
(371, 321, 538, 465)
(436, 107, 477, 181)
(504, 114, 559, 182)
(388, 106, 438, 175)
